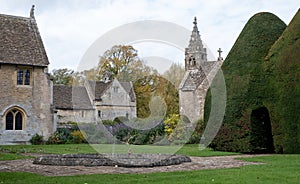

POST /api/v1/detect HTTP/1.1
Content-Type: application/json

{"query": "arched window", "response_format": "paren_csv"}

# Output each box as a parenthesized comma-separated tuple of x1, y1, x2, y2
(15, 112, 23, 130)
(5, 109, 24, 130)
(6, 112, 13, 130)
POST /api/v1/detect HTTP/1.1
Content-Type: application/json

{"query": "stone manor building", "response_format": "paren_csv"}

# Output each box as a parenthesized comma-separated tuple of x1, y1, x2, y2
(0, 7, 137, 144)
(179, 17, 223, 123)
(0, 7, 55, 144)
(53, 78, 136, 124)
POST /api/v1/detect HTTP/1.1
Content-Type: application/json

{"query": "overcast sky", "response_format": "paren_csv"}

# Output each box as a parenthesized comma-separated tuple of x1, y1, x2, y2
(0, 0, 299, 73)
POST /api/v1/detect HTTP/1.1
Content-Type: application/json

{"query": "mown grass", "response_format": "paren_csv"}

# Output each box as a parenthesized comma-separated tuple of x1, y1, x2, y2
(0, 154, 299, 184)
(0, 153, 31, 160)
(0, 144, 239, 158)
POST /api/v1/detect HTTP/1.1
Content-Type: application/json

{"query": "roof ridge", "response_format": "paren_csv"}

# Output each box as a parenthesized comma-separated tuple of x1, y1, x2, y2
(0, 13, 31, 20)
(29, 17, 49, 66)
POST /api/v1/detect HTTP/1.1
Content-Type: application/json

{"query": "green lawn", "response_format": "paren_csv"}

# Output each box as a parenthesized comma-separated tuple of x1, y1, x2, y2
(0, 144, 239, 157)
(0, 144, 299, 183)
(0, 153, 31, 160)
(0, 154, 299, 184)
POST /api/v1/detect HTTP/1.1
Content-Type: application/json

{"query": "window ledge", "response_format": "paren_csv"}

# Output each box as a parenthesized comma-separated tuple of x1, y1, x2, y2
(16, 85, 32, 88)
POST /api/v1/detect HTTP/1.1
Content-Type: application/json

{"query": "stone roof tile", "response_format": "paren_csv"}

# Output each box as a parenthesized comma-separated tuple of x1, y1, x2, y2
(53, 85, 93, 110)
(120, 82, 136, 102)
(0, 13, 49, 66)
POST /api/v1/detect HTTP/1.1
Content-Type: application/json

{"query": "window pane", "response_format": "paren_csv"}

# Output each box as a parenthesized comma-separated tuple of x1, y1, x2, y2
(17, 69, 23, 85)
(24, 69, 30, 85)
(15, 112, 23, 130)
(6, 112, 13, 130)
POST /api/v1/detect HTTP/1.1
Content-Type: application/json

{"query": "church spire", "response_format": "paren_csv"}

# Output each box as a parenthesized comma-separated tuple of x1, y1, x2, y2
(188, 16, 204, 51)
(185, 16, 207, 71)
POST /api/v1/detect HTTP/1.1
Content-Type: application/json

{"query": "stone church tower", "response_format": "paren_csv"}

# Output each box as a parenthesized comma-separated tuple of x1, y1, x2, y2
(185, 17, 207, 70)
(179, 17, 222, 123)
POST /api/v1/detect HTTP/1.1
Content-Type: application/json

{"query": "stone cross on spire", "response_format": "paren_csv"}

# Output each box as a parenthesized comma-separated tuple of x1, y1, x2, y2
(217, 48, 223, 61)
(217, 48, 222, 57)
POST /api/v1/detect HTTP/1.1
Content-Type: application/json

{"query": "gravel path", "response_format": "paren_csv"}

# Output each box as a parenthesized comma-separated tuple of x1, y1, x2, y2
(0, 154, 265, 176)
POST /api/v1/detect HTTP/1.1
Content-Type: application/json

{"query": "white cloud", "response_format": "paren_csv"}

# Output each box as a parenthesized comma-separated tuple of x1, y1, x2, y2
(0, 0, 299, 73)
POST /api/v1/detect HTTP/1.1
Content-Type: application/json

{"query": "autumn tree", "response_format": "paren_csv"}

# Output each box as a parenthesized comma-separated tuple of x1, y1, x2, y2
(134, 75, 179, 118)
(97, 44, 178, 119)
(51, 68, 74, 85)
(98, 45, 139, 80)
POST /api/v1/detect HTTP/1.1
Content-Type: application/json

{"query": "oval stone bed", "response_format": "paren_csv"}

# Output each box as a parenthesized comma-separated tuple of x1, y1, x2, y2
(33, 153, 191, 167)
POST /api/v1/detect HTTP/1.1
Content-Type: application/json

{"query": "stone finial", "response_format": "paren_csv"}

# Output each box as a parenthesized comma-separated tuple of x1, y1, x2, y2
(193, 17, 197, 25)
(30, 5, 35, 19)
(192, 17, 199, 33)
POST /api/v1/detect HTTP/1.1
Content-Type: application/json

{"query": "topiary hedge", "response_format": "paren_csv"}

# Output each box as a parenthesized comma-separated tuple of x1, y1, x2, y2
(205, 12, 287, 153)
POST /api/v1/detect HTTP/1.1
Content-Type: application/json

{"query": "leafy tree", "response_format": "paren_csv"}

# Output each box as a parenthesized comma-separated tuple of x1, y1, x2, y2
(51, 68, 74, 85)
(97, 45, 158, 82)
(98, 45, 139, 80)
(163, 63, 185, 88)
(134, 75, 179, 118)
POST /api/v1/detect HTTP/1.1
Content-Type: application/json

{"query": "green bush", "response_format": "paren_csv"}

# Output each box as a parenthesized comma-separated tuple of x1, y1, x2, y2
(113, 121, 164, 145)
(102, 120, 116, 126)
(113, 116, 129, 124)
(46, 128, 72, 144)
(30, 133, 44, 145)
(187, 119, 205, 144)
(71, 130, 87, 144)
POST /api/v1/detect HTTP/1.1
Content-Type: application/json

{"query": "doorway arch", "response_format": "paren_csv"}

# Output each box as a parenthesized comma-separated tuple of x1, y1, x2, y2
(250, 107, 274, 153)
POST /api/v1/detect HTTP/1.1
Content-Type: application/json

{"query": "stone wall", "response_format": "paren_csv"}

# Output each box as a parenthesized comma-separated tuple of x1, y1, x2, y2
(56, 109, 95, 123)
(0, 64, 54, 144)
(179, 61, 222, 124)
(96, 79, 136, 120)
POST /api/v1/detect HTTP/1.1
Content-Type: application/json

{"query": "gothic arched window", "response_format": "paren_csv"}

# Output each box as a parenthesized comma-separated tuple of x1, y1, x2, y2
(5, 109, 24, 130)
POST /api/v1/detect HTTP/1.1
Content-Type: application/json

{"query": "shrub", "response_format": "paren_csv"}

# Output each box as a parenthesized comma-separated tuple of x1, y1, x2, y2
(164, 114, 180, 136)
(112, 119, 165, 145)
(113, 116, 129, 124)
(187, 119, 205, 144)
(164, 114, 189, 143)
(46, 128, 72, 144)
(71, 130, 87, 144)
(102, 120, 116, 126)
(30, 133, 44, 145)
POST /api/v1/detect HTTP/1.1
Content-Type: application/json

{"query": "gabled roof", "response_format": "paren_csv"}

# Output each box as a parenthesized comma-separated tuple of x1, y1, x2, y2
(179, 61, 218, 91)
(0, 13, 49, 66)
(87, 80, 112, 101)
(87, 79, 136, 102)
(120, 81, 136, 102)
(53, 85, 93, 110)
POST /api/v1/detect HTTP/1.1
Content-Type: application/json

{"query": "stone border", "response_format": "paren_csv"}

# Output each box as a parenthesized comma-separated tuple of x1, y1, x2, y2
(0, 154, 266, 176)
(33, 153, 191, 167)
